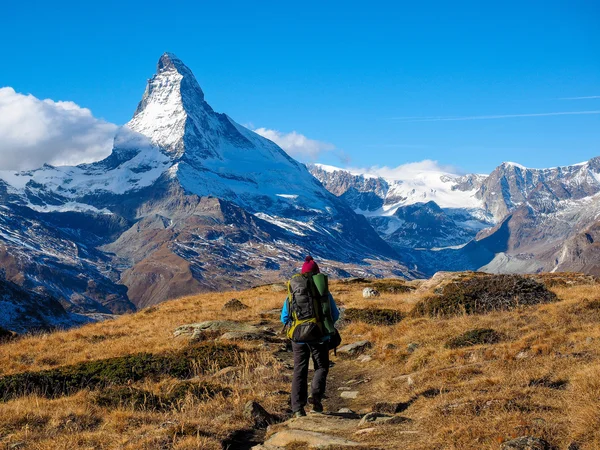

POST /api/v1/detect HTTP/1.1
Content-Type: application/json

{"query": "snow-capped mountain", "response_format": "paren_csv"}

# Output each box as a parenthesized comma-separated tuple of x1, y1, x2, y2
(309, 158, 600, 276)
(309, 164, 493, 250)
(0, 53, 411, 327)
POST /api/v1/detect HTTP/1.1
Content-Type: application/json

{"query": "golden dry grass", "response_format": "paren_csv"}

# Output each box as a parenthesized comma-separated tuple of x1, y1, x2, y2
(0, 277, 599, 449)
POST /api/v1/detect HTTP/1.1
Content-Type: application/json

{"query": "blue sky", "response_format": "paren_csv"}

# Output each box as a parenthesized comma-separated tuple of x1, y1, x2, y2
(0, 0, 598, 174)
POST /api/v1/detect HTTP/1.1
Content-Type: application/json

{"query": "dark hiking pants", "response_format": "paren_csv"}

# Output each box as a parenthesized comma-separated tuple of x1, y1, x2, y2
(291, 341, 329, 412)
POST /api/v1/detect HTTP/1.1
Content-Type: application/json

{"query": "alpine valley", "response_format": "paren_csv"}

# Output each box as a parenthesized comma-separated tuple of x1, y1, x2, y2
(1, 53, 599, 332)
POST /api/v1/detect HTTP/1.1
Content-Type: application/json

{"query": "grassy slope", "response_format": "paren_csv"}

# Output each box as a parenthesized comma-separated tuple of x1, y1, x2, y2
(0, 277, 599, 449)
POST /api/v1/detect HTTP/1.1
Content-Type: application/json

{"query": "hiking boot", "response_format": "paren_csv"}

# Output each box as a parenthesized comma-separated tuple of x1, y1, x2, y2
(293, 408, 306, 418)
(308, 396, 323, 413)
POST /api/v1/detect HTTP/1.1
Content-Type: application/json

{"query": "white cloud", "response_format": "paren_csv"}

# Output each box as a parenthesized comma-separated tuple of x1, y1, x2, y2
(253, 127, 338, 161)
(350, 160, 464, 179)
(0, 87, 118, 170)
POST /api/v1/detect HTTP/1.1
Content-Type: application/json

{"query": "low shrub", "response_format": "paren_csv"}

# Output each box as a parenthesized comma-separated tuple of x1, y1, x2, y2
(445, 328, 502, 349)
(0, 327, 17, 343)
(370, 280, 415, 294)
(344, 308, 403, 325)
(412, 274, 557, 317)
(93, 381, 230, 411)
(0, 342, 240, 401)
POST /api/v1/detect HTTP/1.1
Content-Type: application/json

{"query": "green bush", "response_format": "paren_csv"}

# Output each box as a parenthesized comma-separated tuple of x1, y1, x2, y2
(0, 343, 240, 401)
(412, 274, 557, 317)
(445, 328, 502, 349)
(344, 308, 403, 325)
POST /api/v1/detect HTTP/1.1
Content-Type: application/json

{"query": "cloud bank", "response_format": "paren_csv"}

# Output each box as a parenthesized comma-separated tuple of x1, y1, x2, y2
(253, 127, 344, 162)
(0, 87, 118, 170)
(351, 160, 464, 179)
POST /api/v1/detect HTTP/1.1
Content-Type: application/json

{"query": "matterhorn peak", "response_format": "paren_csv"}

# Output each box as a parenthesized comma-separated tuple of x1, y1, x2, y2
(127, 52, 212, 158)
(157, 52, 185, 72)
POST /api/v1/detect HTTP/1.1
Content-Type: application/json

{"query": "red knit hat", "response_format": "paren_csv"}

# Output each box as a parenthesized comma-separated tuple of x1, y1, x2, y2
(301, 255, 320, 274)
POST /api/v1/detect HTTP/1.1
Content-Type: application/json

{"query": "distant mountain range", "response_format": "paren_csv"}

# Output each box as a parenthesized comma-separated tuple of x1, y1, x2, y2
(309, 158, 600, 276)
(1, 53, 598, 332)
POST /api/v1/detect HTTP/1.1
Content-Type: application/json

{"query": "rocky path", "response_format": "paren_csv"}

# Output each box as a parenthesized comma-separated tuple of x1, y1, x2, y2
(252, 339, 419, 449)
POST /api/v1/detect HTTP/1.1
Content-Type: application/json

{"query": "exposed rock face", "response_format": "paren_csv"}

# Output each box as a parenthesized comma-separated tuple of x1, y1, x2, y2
(0, 53, 414, 325)
(0, 278, 92, 333)
(173, 321, 261, 340)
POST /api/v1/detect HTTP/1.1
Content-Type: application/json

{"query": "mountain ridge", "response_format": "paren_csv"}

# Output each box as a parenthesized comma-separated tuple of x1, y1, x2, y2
(309, 157, 600, 276)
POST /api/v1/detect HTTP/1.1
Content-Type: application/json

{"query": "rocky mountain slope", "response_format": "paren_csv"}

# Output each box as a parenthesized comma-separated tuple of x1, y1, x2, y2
(0, 276, 94, 333)
(309, 158, 600, 275)
(0, 53, 411, 327)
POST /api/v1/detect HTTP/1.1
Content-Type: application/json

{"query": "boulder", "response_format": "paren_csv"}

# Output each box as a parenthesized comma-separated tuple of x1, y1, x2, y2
(362, 287, 380, 298)
(174, 321, 261, 340)
(260, 429, 362, 448)
(500, 436, 551, 450)
(337, 340, 372, 357)
(244, 400, 276, 428)
(222, 298, 249, 311)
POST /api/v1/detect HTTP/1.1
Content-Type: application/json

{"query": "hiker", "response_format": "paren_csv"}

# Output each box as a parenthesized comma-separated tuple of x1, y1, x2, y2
(281, 255, 340, 417)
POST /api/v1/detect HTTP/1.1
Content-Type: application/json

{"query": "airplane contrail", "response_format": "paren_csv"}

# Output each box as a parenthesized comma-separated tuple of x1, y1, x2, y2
(390, 110, 600, 122)
(560, 96, 600, 100)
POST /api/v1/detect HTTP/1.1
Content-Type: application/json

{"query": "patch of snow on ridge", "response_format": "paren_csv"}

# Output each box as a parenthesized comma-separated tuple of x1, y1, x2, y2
(27, 202, 113, 215)
(276, 194, 298, 200)
(254, 212, 318, 236)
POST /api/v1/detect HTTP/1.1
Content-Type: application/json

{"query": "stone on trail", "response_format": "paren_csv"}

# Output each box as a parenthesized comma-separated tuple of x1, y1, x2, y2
(287, 413, 361, 433)
(244, 400, 276, 428)
(362, 287, 380, 298)
(338, 408, 355, 414)
(500, 436, 551, 450)
(173, 321, 260, 340)
(259, 429, 362, 448)
(341, 391, 359, 399)
(222, 298, 249, 311)
(354, 427, 377, 435)
(337, 340, 373, 357)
